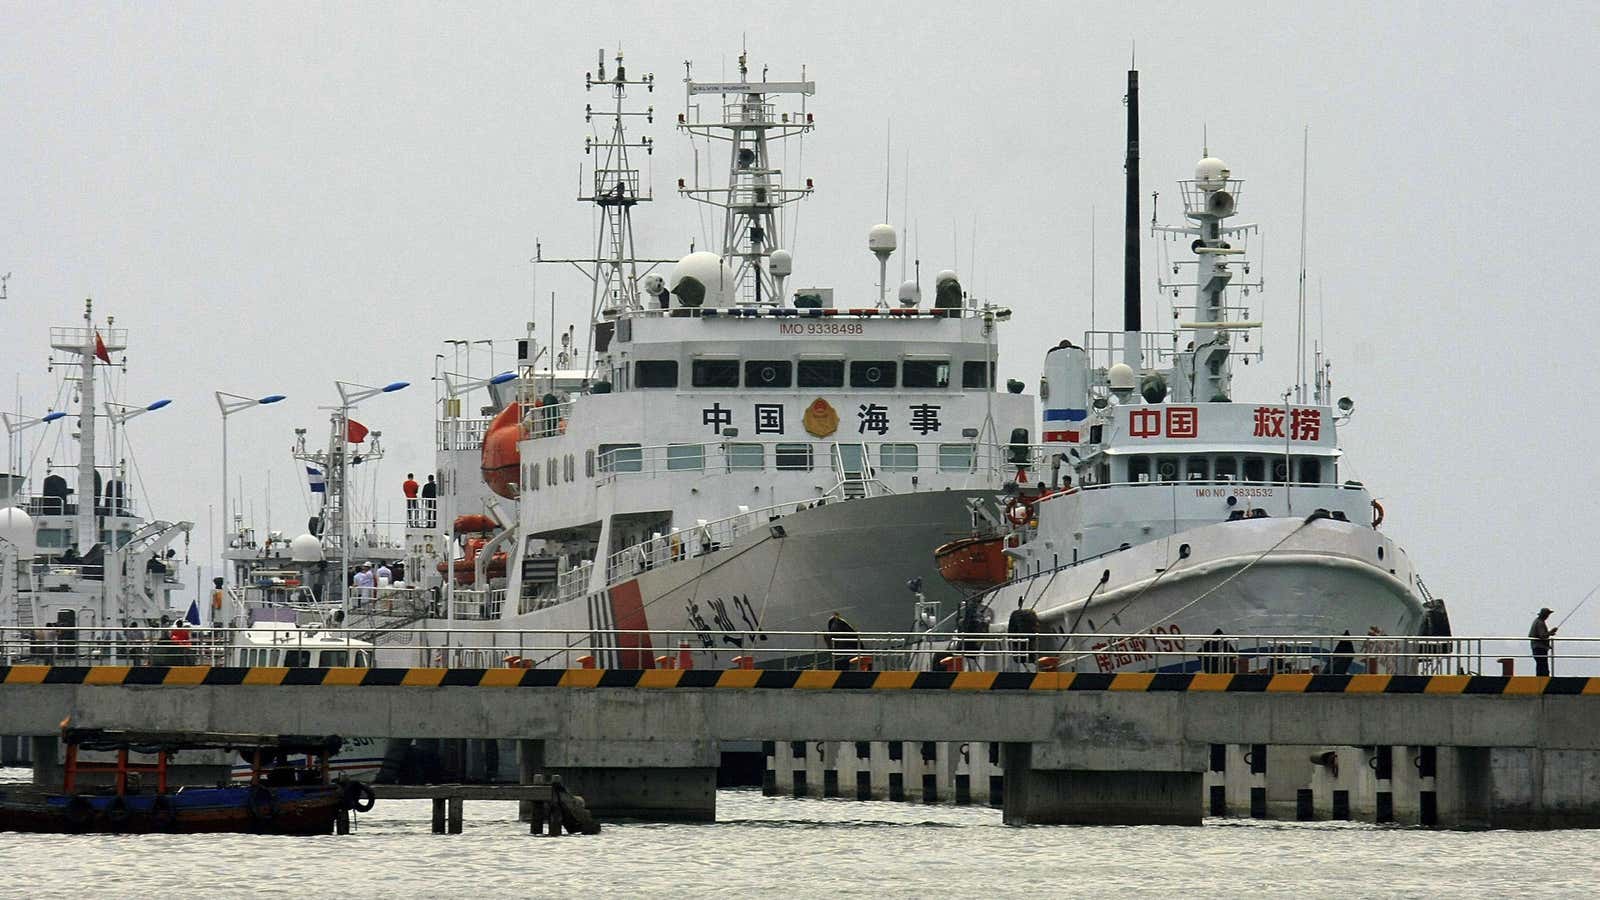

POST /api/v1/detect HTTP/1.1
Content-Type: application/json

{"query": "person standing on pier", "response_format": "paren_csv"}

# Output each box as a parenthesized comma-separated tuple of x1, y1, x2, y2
(403, 473, 420, 527)
(825, 612, 858, 670)
(1529, 607, 1558, 677)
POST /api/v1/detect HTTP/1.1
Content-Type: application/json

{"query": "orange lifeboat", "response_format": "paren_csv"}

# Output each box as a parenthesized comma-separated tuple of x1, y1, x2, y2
(481, 402, 521, 499)
(934, 535, 1009, 588)
(453, 514, 496, 534)
(436, 536, 509, 584)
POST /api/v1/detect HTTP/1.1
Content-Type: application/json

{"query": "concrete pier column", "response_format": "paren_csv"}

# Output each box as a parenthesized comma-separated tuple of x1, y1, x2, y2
(31, 736, 60, 788)
(1000, 743, 1203, 826)
(532, 739, 717, 822)
(1439, 747, 1600, 829)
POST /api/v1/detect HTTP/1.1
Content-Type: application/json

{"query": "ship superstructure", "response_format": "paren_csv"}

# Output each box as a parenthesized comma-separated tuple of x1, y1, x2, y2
(965, 70, 1449, 674)
(0, 301, 193, 643)
(393, 50, 1035, 667)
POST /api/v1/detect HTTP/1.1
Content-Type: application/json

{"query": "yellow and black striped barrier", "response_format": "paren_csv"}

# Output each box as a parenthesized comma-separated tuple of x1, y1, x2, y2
(3, 666, 1599, 694)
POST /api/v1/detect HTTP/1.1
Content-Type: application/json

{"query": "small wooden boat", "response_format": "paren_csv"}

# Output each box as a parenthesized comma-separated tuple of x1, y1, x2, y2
(934, 534, 1009, 588)
(0, 728, 372, 835)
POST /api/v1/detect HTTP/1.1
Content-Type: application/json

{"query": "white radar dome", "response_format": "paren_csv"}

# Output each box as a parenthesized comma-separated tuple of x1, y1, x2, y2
(0, 506, 36, 557)
(1108, 362, 1136, 392)
(896, 279, 921, 307)
(769, 248, 793, 278)
(670, 251, 737, 308)
(867, 224, 898, 257)
(1195, 157, 1230, 191)
(935, 269, 960, 286)
(289, 533, 324, 563)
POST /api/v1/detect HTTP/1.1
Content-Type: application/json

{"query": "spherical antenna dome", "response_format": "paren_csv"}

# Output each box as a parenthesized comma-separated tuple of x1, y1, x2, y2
(1108, 362, 1136, 392)
(289, 533, 324, 563)
(1195, 157, 1230, 191)
(670, 251, 737, 308)
(641, 273, 666, 295)
(769, 248, 793, 278)
(935, 269, 960, 286)
(868, 224, 898, 257)
(0, 506, 36, 557)
(896, 279, 921, 307)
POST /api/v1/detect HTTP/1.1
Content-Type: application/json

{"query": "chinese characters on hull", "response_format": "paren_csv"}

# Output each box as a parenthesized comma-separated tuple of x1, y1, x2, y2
(701, 402, 944, 437)
(1124, 406, 1324, 442)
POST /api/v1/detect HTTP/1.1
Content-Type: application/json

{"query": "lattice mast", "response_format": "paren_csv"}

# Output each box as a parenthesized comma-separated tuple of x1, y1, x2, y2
(678, 52, 815, 304)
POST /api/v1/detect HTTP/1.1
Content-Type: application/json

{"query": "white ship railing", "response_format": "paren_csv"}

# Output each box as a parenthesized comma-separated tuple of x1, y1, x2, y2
(601, 496, 823, 586)
(437, 417, 492, 451)
(522, 399, 576, 441)
(1, 628, 1587, 677)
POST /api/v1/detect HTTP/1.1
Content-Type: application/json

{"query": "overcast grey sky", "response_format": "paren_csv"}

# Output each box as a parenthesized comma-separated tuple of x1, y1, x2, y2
(3, 2, 1596, 637)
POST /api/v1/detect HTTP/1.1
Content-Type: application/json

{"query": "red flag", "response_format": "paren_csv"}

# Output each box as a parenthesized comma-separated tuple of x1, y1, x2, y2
(93, 331, 110, 364)
(346, 418, 369, 444)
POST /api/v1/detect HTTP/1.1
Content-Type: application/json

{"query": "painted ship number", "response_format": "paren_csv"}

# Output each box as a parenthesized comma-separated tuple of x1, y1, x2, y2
(778, 322, 864, 336)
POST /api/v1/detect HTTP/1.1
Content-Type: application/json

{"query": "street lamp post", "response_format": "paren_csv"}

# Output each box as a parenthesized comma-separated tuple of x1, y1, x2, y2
(2, 411, 69, 483)
(440, 370, 515, 622)
(334, 380, 409, 616)
(101, 399, 174, 643)
(215, 392, 286, 585)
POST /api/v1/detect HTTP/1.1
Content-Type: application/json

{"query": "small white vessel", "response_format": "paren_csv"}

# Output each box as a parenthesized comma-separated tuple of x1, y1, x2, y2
(970, 69, 1450, 675)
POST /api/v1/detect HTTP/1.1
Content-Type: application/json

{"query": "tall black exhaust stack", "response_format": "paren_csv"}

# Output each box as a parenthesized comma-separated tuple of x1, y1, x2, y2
(1123, 68, 1141, 367)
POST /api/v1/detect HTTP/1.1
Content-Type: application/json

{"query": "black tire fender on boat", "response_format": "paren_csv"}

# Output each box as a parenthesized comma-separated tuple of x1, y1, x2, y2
(106, 795, 132, 831)
(64, 795, 94, 832)
(248, 785, 277, 823)
(150, 794, 177, 832)
(342, 781, 376, 813)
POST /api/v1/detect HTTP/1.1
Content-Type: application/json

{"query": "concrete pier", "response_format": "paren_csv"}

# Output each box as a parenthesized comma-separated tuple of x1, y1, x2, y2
(4, 667, 1600, 828)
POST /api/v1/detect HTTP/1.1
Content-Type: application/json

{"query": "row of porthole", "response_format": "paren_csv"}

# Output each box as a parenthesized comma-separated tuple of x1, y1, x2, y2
(526, 454, 578, 491)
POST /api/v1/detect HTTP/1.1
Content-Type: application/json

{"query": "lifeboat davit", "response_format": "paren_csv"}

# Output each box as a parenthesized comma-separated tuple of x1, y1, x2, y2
(934, 535, 1009, 588)
(481, 402, 520, 499)
(436, 536, 509, 584)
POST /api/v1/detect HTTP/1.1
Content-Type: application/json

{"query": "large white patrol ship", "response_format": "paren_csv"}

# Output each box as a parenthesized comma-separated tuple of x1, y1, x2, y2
(1, 300, 195, 649)
(967, 70, 1450, 675)
(394, 51, 1035, 667)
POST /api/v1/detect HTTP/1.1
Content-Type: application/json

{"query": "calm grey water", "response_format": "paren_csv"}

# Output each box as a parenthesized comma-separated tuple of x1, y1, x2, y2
(2, 770, 1596, 898)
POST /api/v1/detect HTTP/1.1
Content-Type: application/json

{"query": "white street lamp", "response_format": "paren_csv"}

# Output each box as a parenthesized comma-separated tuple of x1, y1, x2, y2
(440, 370, 515, 621)
(333, 380, 409, 614)
(214, 392, 286, 582)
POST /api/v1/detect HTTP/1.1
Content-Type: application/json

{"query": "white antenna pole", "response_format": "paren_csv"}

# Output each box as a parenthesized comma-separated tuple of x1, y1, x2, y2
(883, 120, 891, 224)
(1296, 126, 1310, 404)
(1090, 205, 1097, 336)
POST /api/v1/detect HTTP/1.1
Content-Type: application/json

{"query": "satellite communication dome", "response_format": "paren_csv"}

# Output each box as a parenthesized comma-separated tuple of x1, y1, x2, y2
(289, 533, 324, 563)
(867, 224, 898, 258)
(769, 248, 794, 278)
(935, 269, 960, 286)
(1108, 362, 1136, 392)
(670, 252, 737, 308)
(1194, 157, 1230, 191)
(896, 280, 921, 307)
(0, 506, 36, 557)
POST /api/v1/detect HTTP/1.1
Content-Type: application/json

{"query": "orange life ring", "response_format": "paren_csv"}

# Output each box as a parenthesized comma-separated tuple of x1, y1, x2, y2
(1371, 499, 1385, 529)
(1006, 498, 1034, 526)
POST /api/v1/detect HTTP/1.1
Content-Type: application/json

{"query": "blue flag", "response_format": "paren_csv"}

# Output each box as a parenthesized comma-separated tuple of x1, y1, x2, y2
(307, 466, 326, 493)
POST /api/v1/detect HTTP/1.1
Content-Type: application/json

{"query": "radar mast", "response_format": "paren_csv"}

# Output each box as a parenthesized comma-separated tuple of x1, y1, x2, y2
(679, 52, 815, 304)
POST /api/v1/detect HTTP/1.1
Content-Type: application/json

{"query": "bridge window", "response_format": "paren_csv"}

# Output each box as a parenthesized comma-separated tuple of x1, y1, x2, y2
(667, 444, 705, 471)
(284, 650, 310, 667)
(798, 359, 844, 387)
(962, 361, 993, 389)
(1186, 456, 1209, 481)
(36, 528, 70, 548)
(745, 360, 793, 388)
(635, 360, 679, 388)
(775, 443, 814, 471)
(1156, 456, 1180, 483)
(879, 443, 918, 471)
(599, 443, 643, 473)
(1243, 456, 1265, 483)
(902, 360, 951, 389)
(1296, 456, 1321, 484)
(1128, 455, 1151, 482)
(726, 443, 764, 472)
(938, 443, 975, 472)
(528, 462, 539, 490)
(691, 359, 740, 388)
(1215, 456, 1237, 481)
(850, 361, 897, 388)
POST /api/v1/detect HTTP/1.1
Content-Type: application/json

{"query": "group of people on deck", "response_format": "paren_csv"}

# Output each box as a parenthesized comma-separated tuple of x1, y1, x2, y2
(402, 473, 437, 528)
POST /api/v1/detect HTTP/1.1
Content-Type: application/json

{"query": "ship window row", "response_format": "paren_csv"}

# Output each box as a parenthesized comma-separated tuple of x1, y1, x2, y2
(597, 441, 979, 475)
(238, 648, 369, 667)
(1121, 454, 1329, 485)
(634, 359, 993, 390)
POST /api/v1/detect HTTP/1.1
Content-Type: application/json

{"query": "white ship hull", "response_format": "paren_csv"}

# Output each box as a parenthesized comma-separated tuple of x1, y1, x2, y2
(379, 489, 994, 668)
(988, 516, 1428, 674)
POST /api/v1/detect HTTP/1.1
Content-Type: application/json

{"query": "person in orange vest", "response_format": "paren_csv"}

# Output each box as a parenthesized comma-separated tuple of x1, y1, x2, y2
(403, 473, 420, 527)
